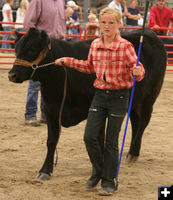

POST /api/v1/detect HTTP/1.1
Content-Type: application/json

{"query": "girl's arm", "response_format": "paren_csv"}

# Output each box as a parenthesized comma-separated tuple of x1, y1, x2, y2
(54, 45, 95, 74)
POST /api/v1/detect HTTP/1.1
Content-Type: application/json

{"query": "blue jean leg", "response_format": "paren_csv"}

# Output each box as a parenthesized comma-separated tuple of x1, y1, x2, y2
(71, 28, 79, 41)
(1, 26, 12, 49)
(25, 80, 45, 120)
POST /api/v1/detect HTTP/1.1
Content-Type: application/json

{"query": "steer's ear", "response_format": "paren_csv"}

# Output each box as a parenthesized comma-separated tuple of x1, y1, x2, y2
(40, 30, 50, 48)
(14, 31, 24, 43)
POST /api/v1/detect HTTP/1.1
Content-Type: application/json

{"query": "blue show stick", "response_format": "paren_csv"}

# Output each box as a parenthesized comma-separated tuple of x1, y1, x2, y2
(116, 0, 150, 180)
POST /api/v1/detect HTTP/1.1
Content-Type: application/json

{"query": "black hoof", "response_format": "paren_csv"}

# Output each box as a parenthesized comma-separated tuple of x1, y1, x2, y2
(36, 172, 51, 180)
(126, 153, 139, 163)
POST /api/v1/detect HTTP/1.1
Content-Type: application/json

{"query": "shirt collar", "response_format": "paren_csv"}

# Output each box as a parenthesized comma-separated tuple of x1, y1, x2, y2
(96, 33, 121, 50)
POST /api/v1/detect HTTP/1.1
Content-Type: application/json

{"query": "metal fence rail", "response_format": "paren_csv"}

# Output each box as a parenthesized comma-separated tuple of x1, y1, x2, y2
(0, 22, 173, 71)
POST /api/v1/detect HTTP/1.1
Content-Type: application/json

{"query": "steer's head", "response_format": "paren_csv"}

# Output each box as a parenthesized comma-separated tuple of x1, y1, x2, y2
(8, 28, 50, 83)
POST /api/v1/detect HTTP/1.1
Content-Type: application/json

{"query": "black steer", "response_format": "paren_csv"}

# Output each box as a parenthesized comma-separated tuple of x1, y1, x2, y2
(8, 28, 167, 180)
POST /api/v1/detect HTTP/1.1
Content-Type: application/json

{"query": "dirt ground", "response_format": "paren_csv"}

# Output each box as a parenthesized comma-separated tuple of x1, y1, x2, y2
(0, 65, 173, 200)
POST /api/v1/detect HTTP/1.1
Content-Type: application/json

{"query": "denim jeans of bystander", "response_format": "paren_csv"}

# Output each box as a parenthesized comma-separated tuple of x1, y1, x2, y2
(25, 80, 45, 121)
(1, 26, 12, 49)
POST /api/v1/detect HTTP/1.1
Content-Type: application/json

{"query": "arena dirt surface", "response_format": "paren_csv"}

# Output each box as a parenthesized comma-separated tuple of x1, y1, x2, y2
(0, 64, 173, 200)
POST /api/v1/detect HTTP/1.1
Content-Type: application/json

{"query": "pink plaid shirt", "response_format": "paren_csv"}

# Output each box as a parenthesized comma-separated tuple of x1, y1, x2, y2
(66, 33, 145, 90)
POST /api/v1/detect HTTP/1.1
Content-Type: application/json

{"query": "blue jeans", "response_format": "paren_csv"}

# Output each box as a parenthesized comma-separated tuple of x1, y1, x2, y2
(71, 28, 79, 41)
(1, 26, 12, 49)
(25, 80, 45, 120)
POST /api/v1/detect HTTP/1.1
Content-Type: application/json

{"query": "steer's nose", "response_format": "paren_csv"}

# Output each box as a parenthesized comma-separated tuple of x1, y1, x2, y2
(8, 71, 17, 82)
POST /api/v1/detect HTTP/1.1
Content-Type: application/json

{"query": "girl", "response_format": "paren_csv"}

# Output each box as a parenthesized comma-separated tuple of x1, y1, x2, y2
(126, 0, 141, 31)
(55, 7, 145, 196)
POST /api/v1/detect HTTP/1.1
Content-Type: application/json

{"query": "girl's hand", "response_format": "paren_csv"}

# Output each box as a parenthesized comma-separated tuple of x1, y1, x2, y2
(54, 58, 67, 66)
(132, 65, 141, 76)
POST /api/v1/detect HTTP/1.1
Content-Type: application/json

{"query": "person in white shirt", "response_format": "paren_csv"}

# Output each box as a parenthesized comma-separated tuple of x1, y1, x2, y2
(15, 0, 29, 32)
(108, 0, 128, 26)
(1, 0, 14, 51)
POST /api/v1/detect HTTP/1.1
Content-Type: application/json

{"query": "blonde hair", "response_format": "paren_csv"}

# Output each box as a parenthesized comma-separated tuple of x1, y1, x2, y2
(66, 6, 74, 18)
(99, 7, 121, 23)
(19, 0, 29, 15)
(88, 13, 97, 21)
(66, 6, 74, 13)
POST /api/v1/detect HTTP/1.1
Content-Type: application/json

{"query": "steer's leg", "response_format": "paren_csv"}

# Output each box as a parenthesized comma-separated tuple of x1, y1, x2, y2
(36, 102, 60, 180)
(127, 102, 153, 163)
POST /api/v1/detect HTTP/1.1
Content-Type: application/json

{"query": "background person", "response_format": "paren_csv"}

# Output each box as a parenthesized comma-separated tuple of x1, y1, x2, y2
(55, 7, 145, 196)
(148, 0, 173, 64)
(23, 0, 66, 126)
(66, 0, 80, 41)
(1, 0, 14, 51)
(126, 0, 141, 32)
(15, 0, 29, 32)
(88, 8, 98, 21)
(108, 0, 128, 26)
(85, 13, 99, 40)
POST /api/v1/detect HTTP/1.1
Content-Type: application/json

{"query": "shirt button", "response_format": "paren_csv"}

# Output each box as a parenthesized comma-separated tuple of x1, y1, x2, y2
(106, 90, 110, 94)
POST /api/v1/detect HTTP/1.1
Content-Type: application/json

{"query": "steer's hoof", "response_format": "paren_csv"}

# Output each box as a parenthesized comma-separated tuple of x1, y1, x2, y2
(126, 154, 139, 163)
(36, 172, 51, 180)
